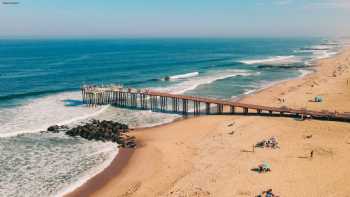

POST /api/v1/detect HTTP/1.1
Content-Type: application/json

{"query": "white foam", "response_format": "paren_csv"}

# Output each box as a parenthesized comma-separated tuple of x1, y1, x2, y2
(298, 69, 314, 77)
(0, 132, 119, 197)
(240, 55, 301, 65)
(312, 50, 338, 59)
(243, 89, 257, 95)
(168, 72, 199, 80)
(57, 145, 118, 197)
(304, 60, 313, 66)
(94, 107, 181, 128)
(308, 45, 331, 50)
(297, 43, 339, 60)
(156, 69, 258, 94)
(0, 91, 109, 137)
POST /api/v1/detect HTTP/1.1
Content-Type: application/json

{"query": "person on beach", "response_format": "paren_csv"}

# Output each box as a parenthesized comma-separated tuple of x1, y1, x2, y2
(257, 189, 279, 197)
(310, 150, 314, 159)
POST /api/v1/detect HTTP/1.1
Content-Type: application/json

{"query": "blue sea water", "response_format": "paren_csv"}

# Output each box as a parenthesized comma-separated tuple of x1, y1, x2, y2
(0, 38, 329, 106)
(0, 38, 341, 196)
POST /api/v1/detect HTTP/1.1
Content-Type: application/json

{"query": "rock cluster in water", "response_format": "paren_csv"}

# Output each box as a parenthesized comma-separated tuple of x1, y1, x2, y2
(47, 120, 136, 148)
(47, 125, 69, 133)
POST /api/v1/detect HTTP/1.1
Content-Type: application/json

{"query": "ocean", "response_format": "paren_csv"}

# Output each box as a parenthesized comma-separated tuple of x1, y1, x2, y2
(0, 38, 341, 196)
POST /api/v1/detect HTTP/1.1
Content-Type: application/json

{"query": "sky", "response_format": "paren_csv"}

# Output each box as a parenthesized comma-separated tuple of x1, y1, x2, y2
(0, 0, 349, 38)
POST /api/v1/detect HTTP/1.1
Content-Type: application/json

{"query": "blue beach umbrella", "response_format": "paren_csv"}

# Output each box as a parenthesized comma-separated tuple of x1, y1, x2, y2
(314, 96, 323, 102)
(262, 162, 271, 169)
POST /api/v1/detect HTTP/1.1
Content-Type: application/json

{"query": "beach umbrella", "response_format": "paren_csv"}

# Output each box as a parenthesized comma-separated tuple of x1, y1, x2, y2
(315, 96, 323, 102)
(262, 162, 271, 169)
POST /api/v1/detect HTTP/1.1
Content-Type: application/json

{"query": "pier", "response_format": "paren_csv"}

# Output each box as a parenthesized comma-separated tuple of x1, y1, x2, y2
(81, 85, 350, 122)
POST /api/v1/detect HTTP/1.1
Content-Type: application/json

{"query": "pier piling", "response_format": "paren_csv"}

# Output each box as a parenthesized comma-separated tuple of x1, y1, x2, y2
(81, 85, 350, 122)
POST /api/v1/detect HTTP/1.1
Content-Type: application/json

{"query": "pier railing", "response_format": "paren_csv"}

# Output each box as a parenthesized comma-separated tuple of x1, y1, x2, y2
(81, 85, 350, 122)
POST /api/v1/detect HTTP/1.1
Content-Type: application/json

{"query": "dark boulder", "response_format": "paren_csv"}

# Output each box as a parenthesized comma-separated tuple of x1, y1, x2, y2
(47, 125, 60, 132)
(164, 76, 170, 81)
(59, 119, 135, 148)
(47, 125, 68, 133)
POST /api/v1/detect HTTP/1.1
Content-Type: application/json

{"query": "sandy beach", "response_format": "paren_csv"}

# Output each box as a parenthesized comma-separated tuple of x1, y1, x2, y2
(67, 47, 350, 197)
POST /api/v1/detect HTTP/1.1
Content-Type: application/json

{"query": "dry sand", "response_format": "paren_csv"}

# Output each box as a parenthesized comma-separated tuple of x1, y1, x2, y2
(67, 48, 350, 197)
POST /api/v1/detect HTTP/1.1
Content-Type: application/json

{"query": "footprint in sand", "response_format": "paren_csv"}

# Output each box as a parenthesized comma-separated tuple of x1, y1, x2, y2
(119, 182, 142, 197)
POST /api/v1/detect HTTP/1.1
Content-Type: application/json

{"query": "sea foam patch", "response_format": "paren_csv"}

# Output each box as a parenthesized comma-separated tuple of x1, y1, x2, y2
(168, 72, 199, 80)
(0, 91, 108, 137)
(296, 43, 340, 60)
(0, 132, 118, 197)
(240, 55, 302, 65)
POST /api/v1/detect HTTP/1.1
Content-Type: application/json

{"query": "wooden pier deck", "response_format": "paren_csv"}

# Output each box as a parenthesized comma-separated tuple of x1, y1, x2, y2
(81, 85, 350, 122)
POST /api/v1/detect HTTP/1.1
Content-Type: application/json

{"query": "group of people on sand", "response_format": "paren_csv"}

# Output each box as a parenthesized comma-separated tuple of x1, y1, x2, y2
(256, 189, 279, 197)
(255, 136, 279, 149)
(277, 97, 286, 103)
(255, 162, 271, 173)
(254, 137, 280, 196)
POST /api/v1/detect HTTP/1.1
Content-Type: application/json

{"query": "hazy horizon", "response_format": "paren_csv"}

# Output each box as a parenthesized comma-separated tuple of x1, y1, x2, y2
(1, 0, 350, 38)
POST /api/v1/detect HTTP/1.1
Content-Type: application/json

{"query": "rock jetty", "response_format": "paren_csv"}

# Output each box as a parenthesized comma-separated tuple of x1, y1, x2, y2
(47, 120, 136, 148)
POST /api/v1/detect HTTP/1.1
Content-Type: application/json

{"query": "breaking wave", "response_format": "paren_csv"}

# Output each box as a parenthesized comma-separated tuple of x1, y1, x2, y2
(240, 55, 301, 65)
(295, 43, 339, 60)
(156, 69, 259, 94)
(167, 72, 199, 80)
(313, 51, 338, 59)
(0, 91, 109, 138)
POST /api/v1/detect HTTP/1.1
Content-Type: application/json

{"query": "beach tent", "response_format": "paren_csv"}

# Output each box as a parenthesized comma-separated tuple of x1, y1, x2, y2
(314, 96, 323, 102)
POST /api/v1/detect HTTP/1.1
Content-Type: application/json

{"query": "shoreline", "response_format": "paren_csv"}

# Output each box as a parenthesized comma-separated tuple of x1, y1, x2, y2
(65, 148, 135, 197)
(235, 67, 317, 102)
(66, 46, 346, 196)
(233, 69, 315, 102)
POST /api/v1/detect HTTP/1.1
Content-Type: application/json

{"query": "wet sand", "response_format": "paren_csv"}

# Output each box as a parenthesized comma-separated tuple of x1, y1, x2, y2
(67, 47, 350, 197)
(66, 148, 134, 197)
